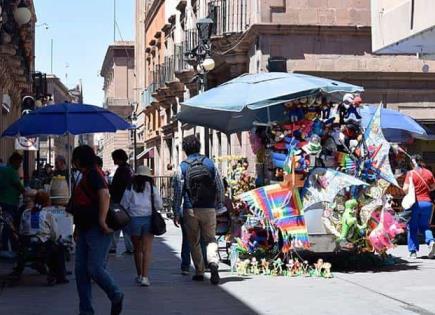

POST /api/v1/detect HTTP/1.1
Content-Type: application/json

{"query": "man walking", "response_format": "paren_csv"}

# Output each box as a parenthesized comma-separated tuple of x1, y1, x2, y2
(109, 149, 134, 254)
(173, 135, 225, 285)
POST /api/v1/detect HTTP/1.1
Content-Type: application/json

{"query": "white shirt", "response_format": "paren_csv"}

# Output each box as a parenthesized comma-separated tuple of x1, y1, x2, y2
(20, 207, 59, 243)
(120, 183, 163, 217)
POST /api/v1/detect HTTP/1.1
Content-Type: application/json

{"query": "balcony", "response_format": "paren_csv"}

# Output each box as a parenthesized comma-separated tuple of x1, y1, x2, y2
(141, 83, 156, 109)
(209, 0, 252, 36)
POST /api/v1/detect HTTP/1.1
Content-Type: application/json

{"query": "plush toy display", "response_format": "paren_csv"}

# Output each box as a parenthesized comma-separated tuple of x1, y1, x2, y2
(339, 199, 365, 245)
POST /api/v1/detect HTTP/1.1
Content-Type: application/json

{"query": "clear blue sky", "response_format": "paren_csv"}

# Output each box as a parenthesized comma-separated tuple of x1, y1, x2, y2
(34, 0, 134, 106)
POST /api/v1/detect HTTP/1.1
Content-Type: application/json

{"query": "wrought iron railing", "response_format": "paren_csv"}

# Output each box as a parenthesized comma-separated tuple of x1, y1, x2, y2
(209, 0, 251, 36)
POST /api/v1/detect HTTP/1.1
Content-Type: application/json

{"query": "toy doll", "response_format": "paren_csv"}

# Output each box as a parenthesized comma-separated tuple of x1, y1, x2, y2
(251, 257, 260, 275)
(343, 93, 362, 124)
(288, 102, 305, 122)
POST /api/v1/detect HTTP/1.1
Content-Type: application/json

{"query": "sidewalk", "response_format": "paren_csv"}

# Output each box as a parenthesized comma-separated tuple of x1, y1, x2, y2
(1, 224, 435, 315)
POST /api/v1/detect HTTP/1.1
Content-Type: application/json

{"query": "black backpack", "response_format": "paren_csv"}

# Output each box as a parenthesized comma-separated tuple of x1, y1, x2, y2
(185, 156, 217, 208)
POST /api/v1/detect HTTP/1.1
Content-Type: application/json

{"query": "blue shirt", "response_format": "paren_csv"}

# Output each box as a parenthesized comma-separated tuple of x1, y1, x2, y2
(172, 153, 225, 216)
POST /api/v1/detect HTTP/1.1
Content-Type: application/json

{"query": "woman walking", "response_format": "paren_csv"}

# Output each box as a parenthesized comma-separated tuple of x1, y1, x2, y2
(403, 154, 435, 259)
(69, 145, 123, 315)
(121, 165, 162, 286)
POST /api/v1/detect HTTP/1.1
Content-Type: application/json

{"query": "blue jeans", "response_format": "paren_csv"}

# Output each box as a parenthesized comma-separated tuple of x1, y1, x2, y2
(75, 226, 123, 315)
(407, 201, 435, 253)
(180, 218, 191, 271)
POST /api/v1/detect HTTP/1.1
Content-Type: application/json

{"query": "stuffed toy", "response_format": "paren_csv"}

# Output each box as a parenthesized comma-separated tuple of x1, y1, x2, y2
(339, 199, 364, 242)
(311, 119, 325, 137)
(288, 103, 305, 122)
(342, 93, 362, 124)
(302, 134, 322, 169)
(305, 104, 318, 121)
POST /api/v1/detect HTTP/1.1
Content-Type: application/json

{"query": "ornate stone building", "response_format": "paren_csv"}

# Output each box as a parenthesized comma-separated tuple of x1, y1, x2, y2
(0, 0, 36, 167)
(100, 41, 136, 173)
(135, 0, 435, 176)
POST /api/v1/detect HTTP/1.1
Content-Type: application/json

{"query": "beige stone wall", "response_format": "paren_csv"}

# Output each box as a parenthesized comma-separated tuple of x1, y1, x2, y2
(260, 0, 371, 26)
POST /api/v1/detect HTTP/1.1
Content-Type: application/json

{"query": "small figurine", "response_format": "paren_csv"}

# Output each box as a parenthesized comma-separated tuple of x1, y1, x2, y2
(302, 260, 310, 277)
(321, 262, 333, 278)
(251, 257, 260, 275)
(242, 259, 251, 276)
(236, 258, 244, 275)
(261, 258, 270, 275)
(291, 258, 302, 276)
(314, 258, 324, 277)
(272, 258, 284, 276)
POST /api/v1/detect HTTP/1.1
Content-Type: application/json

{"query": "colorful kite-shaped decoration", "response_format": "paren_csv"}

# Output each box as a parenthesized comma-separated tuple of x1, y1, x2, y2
(303, 168, 368, 209)
(363, 104, 399, 187)
(239, 184, 310, 252)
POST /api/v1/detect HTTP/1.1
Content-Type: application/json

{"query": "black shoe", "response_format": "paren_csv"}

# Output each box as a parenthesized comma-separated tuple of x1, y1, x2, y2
(47, 276, 57, 287)
(109, 249, 117, 254)
(192, 275, 204, 281)
(56, 278, 69, 285)
(111, 293, 124, 315)
(209, 263, 220, 285)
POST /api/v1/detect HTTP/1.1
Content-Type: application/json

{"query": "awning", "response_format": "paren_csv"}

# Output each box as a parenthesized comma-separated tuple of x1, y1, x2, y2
(137, 147, 154, 159)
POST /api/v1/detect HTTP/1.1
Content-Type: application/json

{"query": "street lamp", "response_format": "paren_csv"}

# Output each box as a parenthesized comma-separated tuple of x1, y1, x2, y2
(14, 0, 32, 26)
(185, 17, 215, 156)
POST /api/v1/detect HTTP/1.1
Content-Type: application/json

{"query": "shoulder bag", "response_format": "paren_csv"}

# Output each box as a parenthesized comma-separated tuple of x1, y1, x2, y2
(77, 170, 131, 231)
(401, 173, 415, 210)
(150, 184, 166, 236)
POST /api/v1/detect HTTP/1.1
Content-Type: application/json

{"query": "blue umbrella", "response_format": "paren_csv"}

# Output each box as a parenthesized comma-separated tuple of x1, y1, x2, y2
(360, 105, 427, 142)
(178, 72, 363, 133)
(1, 103, 132, 137)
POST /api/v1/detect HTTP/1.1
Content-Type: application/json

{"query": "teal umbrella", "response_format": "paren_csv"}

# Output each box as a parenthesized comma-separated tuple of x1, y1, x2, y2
(178, 72, 364, 134)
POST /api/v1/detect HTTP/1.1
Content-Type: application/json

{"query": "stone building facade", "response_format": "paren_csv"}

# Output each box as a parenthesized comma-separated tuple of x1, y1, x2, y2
(0, 0, 36, 167)
(99, 41, 136, 173)
(135, 0, 435, 176)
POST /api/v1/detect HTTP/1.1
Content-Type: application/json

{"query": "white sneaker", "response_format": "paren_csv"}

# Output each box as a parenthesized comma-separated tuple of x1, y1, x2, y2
(408, 252, 418, 259)
(140, 277, 151, 287)
(135, 276, 142, 284)
(428, 241, 435, 259)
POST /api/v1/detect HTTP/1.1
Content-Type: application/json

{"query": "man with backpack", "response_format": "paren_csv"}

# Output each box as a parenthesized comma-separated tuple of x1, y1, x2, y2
(173, 135, 226, 285)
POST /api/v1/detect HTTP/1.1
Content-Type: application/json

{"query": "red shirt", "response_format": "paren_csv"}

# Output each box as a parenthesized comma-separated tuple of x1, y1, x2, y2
(405, 168, 435, 202)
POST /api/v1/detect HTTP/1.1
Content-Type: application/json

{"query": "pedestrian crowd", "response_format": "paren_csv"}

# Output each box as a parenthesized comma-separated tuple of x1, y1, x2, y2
(0, 134, 225, 315)
(1, 136, 435, 315)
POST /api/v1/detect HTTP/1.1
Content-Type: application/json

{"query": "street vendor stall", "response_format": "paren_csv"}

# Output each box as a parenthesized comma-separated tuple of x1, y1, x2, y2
(1, 103, 132, 244)
(178, 72, 428, 276)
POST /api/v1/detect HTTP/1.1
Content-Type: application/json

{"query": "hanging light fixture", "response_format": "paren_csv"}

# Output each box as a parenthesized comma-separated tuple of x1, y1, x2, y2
(14, 0, 32, 26)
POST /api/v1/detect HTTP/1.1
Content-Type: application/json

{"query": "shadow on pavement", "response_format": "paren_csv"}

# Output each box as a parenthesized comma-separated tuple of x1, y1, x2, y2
(0, 236, 260, 315)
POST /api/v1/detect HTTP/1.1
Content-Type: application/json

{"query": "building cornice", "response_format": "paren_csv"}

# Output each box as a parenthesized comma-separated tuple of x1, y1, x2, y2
(100, 42, 134, 77)
(145, 0, 164, 31)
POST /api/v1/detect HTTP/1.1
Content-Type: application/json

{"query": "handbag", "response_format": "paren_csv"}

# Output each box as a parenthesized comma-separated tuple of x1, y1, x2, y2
(107, 203, 131, 231)
(150, 184, 166, 236)
(76, 171, 131, 231)
(401, 173, 416, 210)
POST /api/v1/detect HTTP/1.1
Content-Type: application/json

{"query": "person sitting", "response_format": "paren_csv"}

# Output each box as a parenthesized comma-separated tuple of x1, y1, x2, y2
(11, 191, 68, 285)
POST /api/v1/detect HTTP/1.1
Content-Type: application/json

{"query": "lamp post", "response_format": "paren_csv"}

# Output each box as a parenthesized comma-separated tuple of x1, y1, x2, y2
(14, 0, 32, 26)
(185, 17, 215, 157)
(130, 102, 138, 171)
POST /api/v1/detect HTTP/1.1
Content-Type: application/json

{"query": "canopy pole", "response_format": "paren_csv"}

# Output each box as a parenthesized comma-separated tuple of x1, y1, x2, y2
(68, 135, 72, 197)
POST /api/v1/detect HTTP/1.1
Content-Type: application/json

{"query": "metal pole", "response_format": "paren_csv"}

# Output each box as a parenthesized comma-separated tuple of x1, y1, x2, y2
(134, 127, 137, 171)
(50, 39, 53, 74)
(48, 136, 52, 165)
(67, 135, 72, 197)
(113, 0, 116, 42)
(203, 74, 210, 157)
